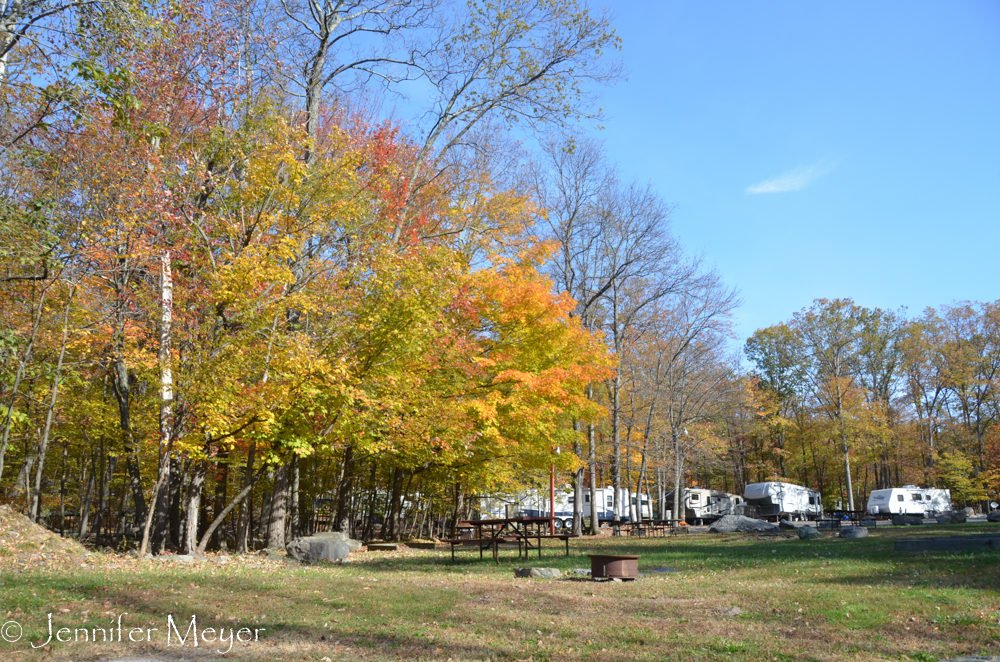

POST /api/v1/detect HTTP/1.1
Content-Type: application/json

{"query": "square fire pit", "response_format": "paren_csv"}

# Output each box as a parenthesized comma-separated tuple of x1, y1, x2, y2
(588, 554, 640, 580)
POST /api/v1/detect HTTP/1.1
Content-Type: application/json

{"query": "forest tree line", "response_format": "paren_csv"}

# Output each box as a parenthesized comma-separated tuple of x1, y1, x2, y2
(0, 0, 993, 553)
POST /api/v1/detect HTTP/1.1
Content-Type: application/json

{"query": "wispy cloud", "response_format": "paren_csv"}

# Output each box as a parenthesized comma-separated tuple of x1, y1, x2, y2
(745, 158, 840, 194)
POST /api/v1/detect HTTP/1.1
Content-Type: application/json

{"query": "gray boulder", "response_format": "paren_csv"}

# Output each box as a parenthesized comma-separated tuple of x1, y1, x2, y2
(514, 567, 561, 579)
(311, 531, 363, 552)
(709, 515, 781, 533)
(798, 526, 822, 540)
(778, 519, 797, 530)
(839, 526, 869, 539)
(963, 507, 975, 518)
(892, 514, 924, 526)
(286, 537, 351, 564)
(935, 510, 967, 525)
(860, 517, 877, 527)
(987, 511, 1000, 523)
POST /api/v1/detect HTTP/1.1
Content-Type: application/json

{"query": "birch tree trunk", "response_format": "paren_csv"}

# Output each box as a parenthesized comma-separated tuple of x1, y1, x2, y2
(141, 253, 174, 557)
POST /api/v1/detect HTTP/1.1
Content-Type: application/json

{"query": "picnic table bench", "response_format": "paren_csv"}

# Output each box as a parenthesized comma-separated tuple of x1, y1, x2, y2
(441, 517, 578, 564)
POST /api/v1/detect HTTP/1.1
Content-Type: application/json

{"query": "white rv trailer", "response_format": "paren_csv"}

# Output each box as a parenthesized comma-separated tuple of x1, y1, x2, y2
(479, 486, 652, 527)
(743, 482, 823, 521)
(866, 485, 951, 517)
(664, 488, 744, 524)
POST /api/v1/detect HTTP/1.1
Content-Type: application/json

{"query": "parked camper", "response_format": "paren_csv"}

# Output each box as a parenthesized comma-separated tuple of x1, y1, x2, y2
(664, 488, 743, 524)
(479, 486, 652, 527)
(866, 486, 951, 517)
(743, 482, 823, 521)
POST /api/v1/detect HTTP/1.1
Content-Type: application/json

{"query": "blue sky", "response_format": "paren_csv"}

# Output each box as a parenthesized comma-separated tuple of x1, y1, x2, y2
(595, 1, 1000, 343)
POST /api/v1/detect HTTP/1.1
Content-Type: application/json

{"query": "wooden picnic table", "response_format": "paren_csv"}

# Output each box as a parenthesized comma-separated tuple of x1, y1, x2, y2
(612, 519, 685, 537)
(442, 517, 578, 564)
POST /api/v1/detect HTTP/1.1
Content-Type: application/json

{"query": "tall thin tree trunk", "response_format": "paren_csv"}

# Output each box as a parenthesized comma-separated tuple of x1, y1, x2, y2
(572, 420, 583, 536)
(588, 420, 598, 535)
(387, 468, 405, 540)
(210, 451, 229, 549)
(30, 288, 74, 522)
(59, 442, 68, 536)
(141, 253, 174, 557)
(235, 442, 256, 552)
(672, 430, 683, 521)
(78, 461, 95, 539)
(167, 455, 184, 548)
(0, 287, 47, 485)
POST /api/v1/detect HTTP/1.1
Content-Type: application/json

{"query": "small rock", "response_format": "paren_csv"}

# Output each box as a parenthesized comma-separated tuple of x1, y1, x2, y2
(568, 568, 592, 576)
(839, 526, 869, 539)
(892, 514, 924, 526)
(987, 511, 1000, 523)
(514, 567, 561, 579)
(216, 555, 229, 565)
(155, 554, 195, 563)
(721, 606, 742, 616)
(778, 519, 797, 530)
(935, 510, 967, 525)
(798, 526, 822, 540)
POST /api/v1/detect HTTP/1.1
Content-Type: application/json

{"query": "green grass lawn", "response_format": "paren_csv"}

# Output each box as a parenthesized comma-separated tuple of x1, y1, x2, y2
(1, 524, 998, 661)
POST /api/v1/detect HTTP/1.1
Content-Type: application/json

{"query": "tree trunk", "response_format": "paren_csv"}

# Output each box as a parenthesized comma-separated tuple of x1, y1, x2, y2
(141, 253, 174, 557)
(210, 452, 229, 549)
(78, 462, 95, 539)
(184, 460, 207, 554)
(587, 420, 599, 535)
(0, 286, 47, 486)
(289, 454, 300, 540)
(672, 430, 683, 521)
(167, 455, 184, 548)
(267, 462, 289, 549)
(198, 463, 268, 555)
(235, 442, 256, 553)
(59, 442, 68, 536)
(572, 421, 583, 536)
(30, 289, 73, 522)
(334, 445, 354, 532)
(387, 468, 405, 540)
(449, 482, 463, 538)
(611, 371, 622, 522)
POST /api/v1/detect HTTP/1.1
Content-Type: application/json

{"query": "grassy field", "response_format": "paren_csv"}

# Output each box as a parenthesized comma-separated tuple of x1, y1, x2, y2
(1, 524, 998, 662)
